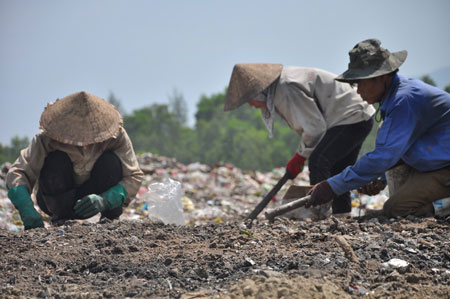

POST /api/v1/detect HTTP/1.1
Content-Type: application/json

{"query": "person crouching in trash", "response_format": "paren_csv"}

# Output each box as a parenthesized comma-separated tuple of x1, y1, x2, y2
(224, 63, 375, 217)
(306, 39, 450, 218)
(6, 91, 144, 230)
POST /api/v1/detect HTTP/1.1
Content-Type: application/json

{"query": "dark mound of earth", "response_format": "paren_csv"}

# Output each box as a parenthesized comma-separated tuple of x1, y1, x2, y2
(1, 215, 449, 298)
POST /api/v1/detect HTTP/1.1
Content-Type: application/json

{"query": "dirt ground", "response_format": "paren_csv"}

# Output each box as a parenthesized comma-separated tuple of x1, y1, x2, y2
(1, 214, 449, 298)
(1, 156, 449, 298)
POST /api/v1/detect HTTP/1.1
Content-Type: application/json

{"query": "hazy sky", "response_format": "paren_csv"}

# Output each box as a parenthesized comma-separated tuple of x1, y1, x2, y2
(1, 0, 449, 145)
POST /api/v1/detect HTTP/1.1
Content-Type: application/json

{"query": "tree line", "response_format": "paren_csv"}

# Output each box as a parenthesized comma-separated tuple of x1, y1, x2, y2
(1, 77, 449, 171)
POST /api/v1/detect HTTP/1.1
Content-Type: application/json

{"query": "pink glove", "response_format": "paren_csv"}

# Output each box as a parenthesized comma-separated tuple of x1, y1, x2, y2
(286, 153, 306, 179)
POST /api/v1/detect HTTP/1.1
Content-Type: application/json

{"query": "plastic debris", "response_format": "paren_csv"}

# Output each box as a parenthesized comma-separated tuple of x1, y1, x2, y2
(433, 197, 450, 217)
(0, 152, 390, 229)
(382, 258, 409, 272)
(142, 178, 185, 225)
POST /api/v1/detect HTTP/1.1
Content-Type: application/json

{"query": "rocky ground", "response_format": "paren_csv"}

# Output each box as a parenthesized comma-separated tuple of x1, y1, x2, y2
(1, 154, 449, 298)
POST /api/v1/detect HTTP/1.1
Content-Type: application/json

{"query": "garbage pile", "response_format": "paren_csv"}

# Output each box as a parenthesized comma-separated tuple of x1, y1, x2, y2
(125, 153, 315, 225)
(0, 154, 389, 230)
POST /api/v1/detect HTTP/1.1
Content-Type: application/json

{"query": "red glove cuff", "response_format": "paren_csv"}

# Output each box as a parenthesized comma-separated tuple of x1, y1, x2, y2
(286, 153, 306, 179)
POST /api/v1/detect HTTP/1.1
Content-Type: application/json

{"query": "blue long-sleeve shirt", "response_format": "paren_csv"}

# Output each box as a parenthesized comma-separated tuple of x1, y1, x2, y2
(328, 74, 450, 195)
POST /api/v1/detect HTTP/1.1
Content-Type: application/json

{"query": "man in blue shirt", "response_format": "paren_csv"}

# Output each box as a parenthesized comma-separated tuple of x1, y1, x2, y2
(307, 39, 450, 217)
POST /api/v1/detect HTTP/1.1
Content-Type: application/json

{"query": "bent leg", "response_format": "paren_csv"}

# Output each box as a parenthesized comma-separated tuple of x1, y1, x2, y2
(36, 150, 76, 220)
(309, 119, 373, 214)
(76, 151, 123, 220)
(330, 146, 361, 213)
(383, 168, 450, 217)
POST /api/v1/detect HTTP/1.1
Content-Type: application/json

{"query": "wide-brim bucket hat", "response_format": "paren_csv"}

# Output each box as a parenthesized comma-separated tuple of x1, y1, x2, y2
(336, 39, 407, 83)
(40, 91, 123, 146)
(224, 63, 282, 111)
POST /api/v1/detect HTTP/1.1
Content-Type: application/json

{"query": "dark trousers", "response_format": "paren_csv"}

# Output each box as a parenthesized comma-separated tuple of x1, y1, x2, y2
(308, 118, 373, 214)
(36, 150, 123, 220)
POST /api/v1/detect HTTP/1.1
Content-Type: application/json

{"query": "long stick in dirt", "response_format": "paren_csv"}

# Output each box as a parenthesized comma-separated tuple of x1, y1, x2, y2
(335, 235, 359, 263)
(265, 195, 311, 223)
(245, 172, 290, 224)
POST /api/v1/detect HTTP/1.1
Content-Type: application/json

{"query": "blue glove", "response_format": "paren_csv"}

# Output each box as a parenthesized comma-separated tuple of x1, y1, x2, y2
(8, 185, 44, 230)
(73, 184, 127, 219)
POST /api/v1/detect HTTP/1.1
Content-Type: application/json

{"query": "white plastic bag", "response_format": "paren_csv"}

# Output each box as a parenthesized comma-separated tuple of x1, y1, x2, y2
(280, 199, 332, 221)
(295, 202, 332, 221)
(143, 178, 185, 225)
(433, 197, 450, 218)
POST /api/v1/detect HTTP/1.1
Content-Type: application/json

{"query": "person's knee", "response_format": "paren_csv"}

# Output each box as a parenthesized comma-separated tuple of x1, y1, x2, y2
(94, 151, 122, 175)
(383, 192, 436, 217)
(382, 191, 413, 217)
(382, 199, 396, 217)
(101, 206, 123, 220)
(308, 152, 332, 184)
(332, 193, 351, 214)
(90, 151, 123, 187)
(40, 150, 73, 195)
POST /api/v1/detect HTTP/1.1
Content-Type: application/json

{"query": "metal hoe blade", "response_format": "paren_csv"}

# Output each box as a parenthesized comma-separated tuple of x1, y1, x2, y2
(265, 195, 311, 223)
(245, 172, 290, 226)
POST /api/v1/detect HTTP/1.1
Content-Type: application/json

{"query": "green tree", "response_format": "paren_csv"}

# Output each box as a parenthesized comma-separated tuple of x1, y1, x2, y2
(445, 84, 450, 93)
(124, 104, 197, 164)
(0, 144, 8, 164)
(168, 88, 188, 126)
(108, 92, 127, 116)
(0, 136, 30, 164)
(195, 90, 227, 122)
(193, 90, 299, 171)
(123, 87, 382, 172)
(420, 75, 436, 86)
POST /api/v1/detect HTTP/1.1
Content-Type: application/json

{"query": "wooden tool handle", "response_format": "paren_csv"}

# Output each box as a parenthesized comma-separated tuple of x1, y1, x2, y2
(245, 172, 290, 223)
(265, 195, 311, 223)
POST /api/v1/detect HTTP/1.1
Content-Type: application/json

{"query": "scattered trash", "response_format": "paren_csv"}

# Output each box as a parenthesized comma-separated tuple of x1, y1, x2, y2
(351, 191, 389, 217)
(142, 178, 185, 225)
(432, 197, 450, 218)
(382, 258, 410, 273)
(126, 155, 318, 226)
(348, 285, 369, 295)
(0, 152, 389, 229)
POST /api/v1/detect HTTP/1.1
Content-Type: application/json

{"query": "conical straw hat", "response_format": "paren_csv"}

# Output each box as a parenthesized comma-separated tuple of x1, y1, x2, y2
(40, 91, 123, 146)
(224, 63, 282, 111)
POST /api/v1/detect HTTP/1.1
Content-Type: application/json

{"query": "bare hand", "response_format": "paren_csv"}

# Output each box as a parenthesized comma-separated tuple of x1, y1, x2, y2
(358, 180, 386, 196)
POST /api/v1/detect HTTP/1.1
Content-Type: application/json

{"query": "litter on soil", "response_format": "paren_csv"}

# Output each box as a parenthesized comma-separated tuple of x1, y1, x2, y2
(1, 154, 449, 298)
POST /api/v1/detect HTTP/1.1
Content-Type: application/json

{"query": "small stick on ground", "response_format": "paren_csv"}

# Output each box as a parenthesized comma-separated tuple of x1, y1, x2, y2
(335, 235, 359, 263)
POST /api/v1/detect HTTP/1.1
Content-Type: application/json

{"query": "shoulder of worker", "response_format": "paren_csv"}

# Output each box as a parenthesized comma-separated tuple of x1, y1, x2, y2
(281, 66, 337, 83)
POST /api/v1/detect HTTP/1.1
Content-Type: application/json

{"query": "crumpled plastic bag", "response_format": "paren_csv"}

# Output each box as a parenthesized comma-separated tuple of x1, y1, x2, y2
(281, 198, 332, 221)
(433, 197, 450, 218)
(142, 178, 185, 225)
(294, 202, 332, 221)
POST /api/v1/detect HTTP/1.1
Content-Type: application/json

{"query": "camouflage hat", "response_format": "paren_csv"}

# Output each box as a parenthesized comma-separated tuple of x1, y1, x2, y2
(336, 39, 407, 82)
(40, 91, 123, 146)
(224, 63, 282, 111)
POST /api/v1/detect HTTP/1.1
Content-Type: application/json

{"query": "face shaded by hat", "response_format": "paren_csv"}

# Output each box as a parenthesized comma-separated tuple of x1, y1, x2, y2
(336, 39, 407, 83)
(224, 63, 282, 111)
(40, 91, 123, 146)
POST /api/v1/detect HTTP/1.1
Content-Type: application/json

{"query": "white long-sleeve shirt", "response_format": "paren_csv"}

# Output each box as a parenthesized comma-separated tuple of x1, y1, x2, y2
(274, 66, 375, 158)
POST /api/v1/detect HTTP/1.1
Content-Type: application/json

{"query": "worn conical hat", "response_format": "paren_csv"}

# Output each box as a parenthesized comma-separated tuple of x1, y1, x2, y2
(224, 63, 282, 111)
(336, 39, 407, 82)
(40, 91, 123, 146)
